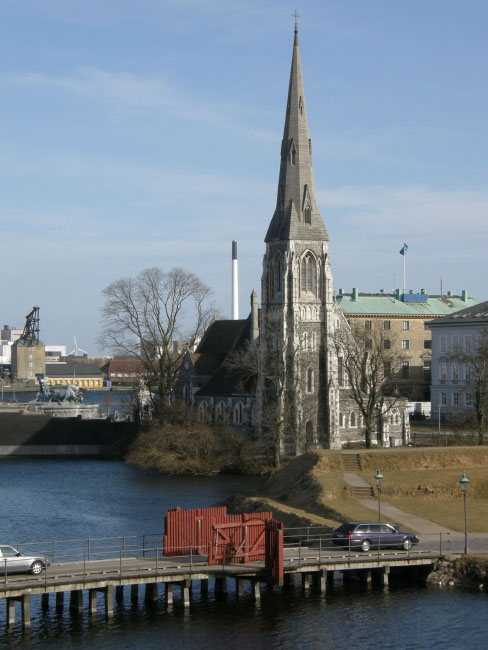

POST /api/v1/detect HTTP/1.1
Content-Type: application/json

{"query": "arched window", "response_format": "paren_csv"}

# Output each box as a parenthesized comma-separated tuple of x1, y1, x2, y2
(233, 402, 243, 425)
(291, 144, 296, 165)
(305, 421, 314, 448)
(197, 401, 207, 422)
(338, 358, 345, 387)
(216, 402, 225, 423)
(350, 412, 356, 427)
(300, 253, 317, 296)
(339, 413, 344, 427)
(306, 368, 314, 393)
(269, 255, 282, 299)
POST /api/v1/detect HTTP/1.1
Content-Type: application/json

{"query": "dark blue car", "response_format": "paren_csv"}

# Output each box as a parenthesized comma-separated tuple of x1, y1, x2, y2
(332, 522, 419, 552)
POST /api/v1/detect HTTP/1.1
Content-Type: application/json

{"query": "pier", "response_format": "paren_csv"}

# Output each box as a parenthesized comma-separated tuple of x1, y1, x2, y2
(0, 532, 444, 628)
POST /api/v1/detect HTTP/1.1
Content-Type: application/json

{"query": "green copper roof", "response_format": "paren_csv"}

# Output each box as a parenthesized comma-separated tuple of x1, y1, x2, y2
(336, 293, 478, 318)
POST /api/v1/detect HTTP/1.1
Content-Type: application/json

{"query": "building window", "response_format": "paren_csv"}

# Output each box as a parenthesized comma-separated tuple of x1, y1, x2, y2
(465, 392, 472, 406)
(439, 362, 447, 381)
(452, 363, 459, 381)
(364, 320, 372, 330)
(350, 412, 356, 427)
(402, 339, 410, 350)
(452, 336, 459, 353)
(383, 320, 391, 330)
(300, 253, 317, 296)
(465, 336, 473, 353)
(453, 392, 459, 406)
(440, 336, 447, 353)
(465, 364, 472, 381)
(339, 413, 344, 427)
(441, 392, 447, 406)
(424, 322, 430, 330)
(304, 205, 311, 224)
(401, 361, 409, 379)
(306, 368, 314, 393)
(365, 339, 372, 350)
(423, 339, 432, 350)
(384, 362, 391, 377)
(384, 339, 391, 350)
(423, 361, 431, 381)
(233, 402, 243, 425)
(402, 321, 410, 331)
(338, 358, 344, 386)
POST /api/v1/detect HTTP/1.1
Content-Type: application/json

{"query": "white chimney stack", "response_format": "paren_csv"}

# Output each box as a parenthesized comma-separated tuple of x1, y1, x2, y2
(232, 240, 239, 320)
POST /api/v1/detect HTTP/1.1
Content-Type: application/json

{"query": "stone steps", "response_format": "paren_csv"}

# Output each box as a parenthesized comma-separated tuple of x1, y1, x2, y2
(342, 453, 361, 471)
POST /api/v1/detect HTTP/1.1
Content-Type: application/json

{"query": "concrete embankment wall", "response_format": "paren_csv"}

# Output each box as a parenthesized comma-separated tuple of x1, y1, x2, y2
(0, 413, 136, 457)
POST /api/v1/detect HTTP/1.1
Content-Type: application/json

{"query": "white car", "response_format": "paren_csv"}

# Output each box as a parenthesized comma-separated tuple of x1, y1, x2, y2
(0, 545, 49, 575)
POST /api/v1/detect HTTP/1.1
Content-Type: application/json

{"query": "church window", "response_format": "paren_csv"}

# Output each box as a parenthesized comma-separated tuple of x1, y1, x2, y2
(300, 253, 317, 296)
(304, 205, 311, 224)
(299, 96, 303, 115)
(338, 358, 345, 386)
(350, 412, 356, 427)
(306, 368, 314, 393)
(339, 413, 344, 427)
(305, 421, 314, 447)
(303, 332, 308, 350)
(197, 401, 207, 422)
(233, 402, 243, 425)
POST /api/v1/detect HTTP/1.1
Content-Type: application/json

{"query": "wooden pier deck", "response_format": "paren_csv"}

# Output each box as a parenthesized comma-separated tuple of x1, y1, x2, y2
(1, 547, 439, 628)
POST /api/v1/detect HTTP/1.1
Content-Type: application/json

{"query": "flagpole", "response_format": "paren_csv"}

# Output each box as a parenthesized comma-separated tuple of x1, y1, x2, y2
(403, 247, 406, 295)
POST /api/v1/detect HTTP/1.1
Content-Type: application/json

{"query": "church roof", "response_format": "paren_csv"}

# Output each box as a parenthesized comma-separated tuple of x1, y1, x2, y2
(265, 27, 328, 243)
(194, 317, 252, 398)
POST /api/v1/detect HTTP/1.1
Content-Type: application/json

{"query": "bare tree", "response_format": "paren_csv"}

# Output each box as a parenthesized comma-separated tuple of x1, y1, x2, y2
(99, 267, 215, 422)
(334, 322, 407, 448)
(451, 327, 488, 445)
(226, 324, 312, 468)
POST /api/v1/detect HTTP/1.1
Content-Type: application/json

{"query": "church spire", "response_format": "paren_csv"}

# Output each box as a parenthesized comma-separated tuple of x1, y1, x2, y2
(265, 25, 328, 243)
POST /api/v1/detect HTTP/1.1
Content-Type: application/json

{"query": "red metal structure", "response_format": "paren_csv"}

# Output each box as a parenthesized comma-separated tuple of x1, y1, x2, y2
(163, 506, 283, 581)
(163, 506, 227, 557)
(265, 519, 284, 584)
(208, 514, 271, 565)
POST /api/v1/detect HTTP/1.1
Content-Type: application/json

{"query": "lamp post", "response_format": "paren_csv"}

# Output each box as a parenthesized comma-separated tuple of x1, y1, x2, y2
(375, 469, 384, 523)
(459, 471, 469, 554)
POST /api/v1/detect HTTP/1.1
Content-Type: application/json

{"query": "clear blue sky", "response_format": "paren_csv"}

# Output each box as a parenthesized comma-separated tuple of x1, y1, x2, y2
(1, 0, 487, 353)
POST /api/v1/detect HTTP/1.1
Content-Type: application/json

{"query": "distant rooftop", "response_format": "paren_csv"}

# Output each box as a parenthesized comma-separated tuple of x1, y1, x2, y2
(428, 300, 488, 327)
(336, 288, 478, 318)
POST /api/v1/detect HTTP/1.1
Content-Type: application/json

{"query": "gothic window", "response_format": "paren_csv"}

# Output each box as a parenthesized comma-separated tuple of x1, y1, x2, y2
(300, 253, 317, 296)
(269, 255, 282, 299)
(302, 332, 308, 350)
(233, 402, 243, 425)
(306, 368, 314, 393)
(350, 412, 356, 427)
(197, 401, 207, 422)
(338, 358, 345, 386)
(303, 185, 312, 224)
(305, 421, 314, 448)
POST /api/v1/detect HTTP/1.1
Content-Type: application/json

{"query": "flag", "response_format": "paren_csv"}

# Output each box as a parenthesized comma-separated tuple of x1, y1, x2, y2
(399, 243, 408, 256)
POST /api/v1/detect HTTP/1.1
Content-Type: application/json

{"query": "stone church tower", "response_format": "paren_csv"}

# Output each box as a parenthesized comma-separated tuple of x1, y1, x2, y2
(258, 25, 344, 452)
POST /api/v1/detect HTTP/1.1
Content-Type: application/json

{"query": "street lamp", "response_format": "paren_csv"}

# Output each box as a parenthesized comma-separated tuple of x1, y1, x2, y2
(375, 469, 384, 522)
(459, 471, 469, 554)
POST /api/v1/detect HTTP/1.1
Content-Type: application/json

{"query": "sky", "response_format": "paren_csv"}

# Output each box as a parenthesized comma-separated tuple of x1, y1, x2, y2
(1, 0, 487, 354)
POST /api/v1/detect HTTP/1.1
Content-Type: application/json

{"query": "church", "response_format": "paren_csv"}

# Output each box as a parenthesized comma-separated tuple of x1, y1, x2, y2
(176, 26, 409, 451)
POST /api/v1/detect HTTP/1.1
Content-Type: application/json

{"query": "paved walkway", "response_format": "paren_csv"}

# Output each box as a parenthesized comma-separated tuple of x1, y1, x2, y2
(342, 471, 456, 535)
(341, 460, 488, 553)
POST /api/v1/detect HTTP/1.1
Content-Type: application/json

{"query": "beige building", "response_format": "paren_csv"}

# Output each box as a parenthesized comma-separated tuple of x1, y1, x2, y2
(336, 288, 478, 401)
(11, 339, 46, 380)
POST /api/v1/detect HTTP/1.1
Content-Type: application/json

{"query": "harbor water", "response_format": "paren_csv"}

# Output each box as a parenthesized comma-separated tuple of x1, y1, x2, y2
(0, 458, 486, 649)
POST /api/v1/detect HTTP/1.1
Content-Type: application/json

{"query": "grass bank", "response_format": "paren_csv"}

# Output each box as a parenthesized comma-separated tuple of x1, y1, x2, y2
(251, 448, 488, 534)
